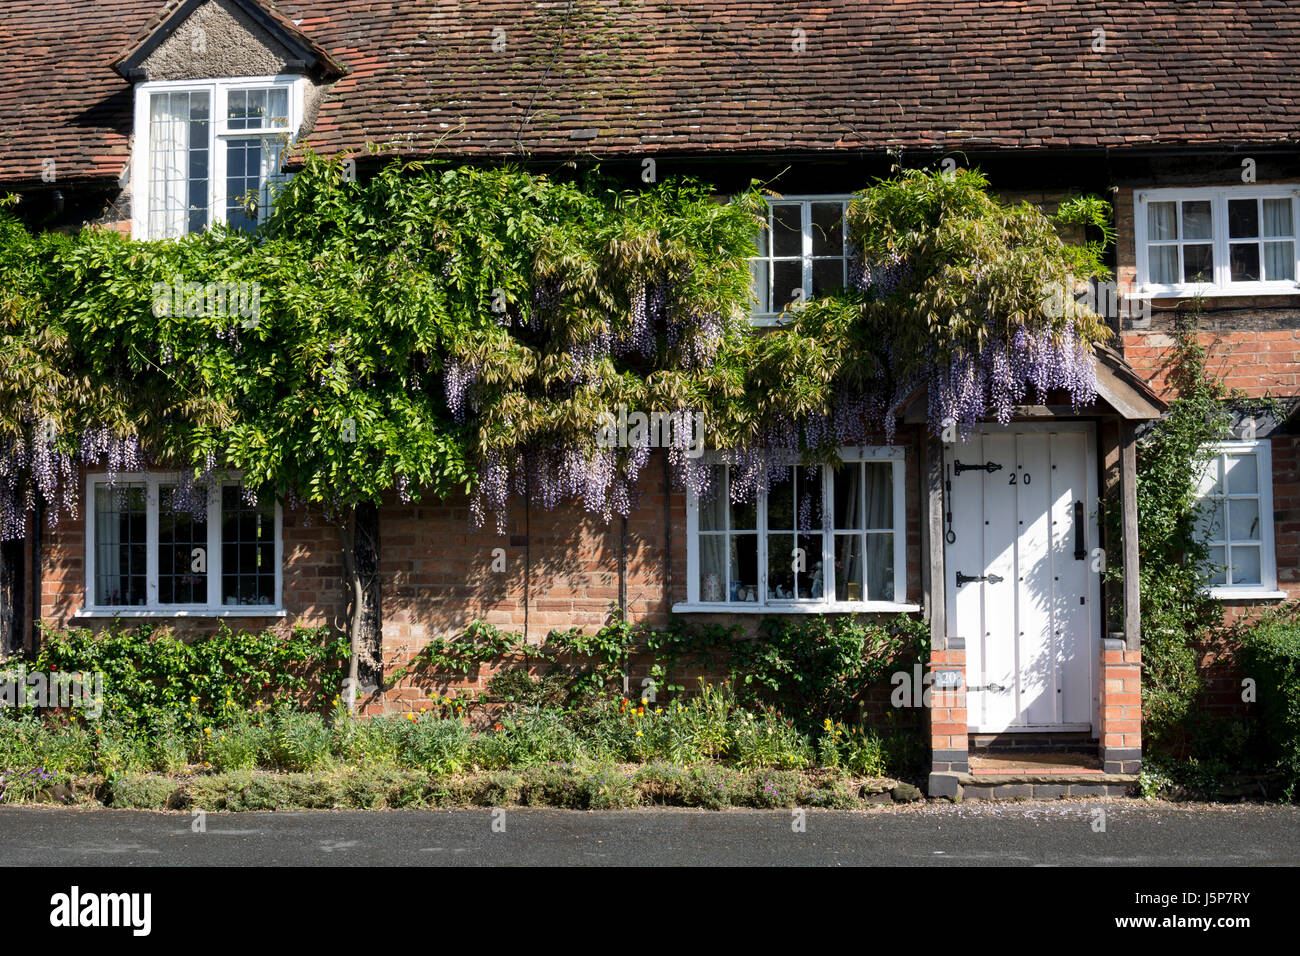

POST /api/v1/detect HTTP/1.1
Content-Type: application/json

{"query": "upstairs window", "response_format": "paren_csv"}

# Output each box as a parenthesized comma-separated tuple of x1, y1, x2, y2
(134, 77, 300, 240)
(1135, 187, 1300, 296)
(751, 196, 853, 325)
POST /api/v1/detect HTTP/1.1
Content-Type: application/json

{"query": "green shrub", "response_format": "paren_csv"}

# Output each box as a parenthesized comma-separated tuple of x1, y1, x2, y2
(266, 713, 334, 772)
(728, 707, 811, 770)
(470, 709, 585, 769)
(1236, 606, 1300, 797)
(0, 714, 96, 775)
(750, 769, 805, 808)
(149, 718, 192, 774)
(107, 773, 178, 809)
(29, 623, 346, 734)
(333, 713, 406, 766)
(0, 766, 61, 803)
(732, 615, 928, 731)
(205, 721, 266, 773)
(816, 721, 888, 777)
(91, 719, 154, 778)
(400, 716, 473, 774)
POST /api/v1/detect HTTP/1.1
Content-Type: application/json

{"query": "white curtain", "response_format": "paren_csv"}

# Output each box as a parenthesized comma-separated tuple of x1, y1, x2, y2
(1262, 199, 1294, 280)
(863, 463, 893, 600)
(149, 92, 208, 238)
(94, 487, 121, 605)
(149, 93, 188, 238)
(698, 467, 728, 601)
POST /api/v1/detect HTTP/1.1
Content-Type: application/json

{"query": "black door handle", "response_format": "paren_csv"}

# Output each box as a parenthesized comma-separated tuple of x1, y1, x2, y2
(1074, 500, 1086, 560)
(956, 571, 1004, 588)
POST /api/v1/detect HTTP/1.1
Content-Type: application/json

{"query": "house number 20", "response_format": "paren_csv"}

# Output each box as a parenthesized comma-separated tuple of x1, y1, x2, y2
(1008, 472, 1031, 485)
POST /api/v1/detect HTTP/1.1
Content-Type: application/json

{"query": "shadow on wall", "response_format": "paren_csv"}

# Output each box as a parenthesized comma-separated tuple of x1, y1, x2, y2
(377, 461, 679, 660)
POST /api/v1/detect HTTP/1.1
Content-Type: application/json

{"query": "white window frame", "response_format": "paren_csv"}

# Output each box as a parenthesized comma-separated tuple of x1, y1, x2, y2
(1194, 440, 1284, 600)
(79, 473, 285, 617)
(750, 194, 855, 327)
(131, 75, 306, 241)
(676, 446, 918, 613)
(1134, 185, 1300, 298)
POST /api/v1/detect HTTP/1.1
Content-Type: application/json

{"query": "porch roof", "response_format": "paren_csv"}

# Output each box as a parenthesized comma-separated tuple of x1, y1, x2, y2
(900, 344, 1167, 426)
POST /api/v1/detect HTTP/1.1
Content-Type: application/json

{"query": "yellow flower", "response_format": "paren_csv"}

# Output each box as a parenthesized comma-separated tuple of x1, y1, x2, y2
(203, 727, 212, 735)
(190, 696, 197, 703)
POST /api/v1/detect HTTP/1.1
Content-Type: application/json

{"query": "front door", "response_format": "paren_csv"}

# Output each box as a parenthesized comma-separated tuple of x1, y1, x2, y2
(943, 424, 1099, 732)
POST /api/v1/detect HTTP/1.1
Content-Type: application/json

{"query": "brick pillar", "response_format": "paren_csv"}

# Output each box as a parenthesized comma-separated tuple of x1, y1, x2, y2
(1099, 637, 1142, 774)
(928, 636, 969, 794)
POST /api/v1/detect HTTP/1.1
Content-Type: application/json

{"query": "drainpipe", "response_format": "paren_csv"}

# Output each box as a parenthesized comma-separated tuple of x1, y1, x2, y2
(523, 481, 531, 645)
(662, 451, 672, 608)
(619, 514, 628, 697)
(30, 499, 42, 653)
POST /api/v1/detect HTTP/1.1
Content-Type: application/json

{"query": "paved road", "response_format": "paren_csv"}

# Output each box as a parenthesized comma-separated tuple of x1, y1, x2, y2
(2, 800, 1297, 866)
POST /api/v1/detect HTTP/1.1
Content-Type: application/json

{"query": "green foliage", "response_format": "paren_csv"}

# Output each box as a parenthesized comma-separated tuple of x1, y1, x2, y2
(391, 613, 924, 735)
(815, 720, 890, 777)
(1235, 605, 1300, 797)
(1109, 318, 1238, 750)
(263, 711, 335, 772)
(31, 622, 347, 733)
(726, 169, 1115, 449)
(731, 614, 929, 730)
(396, 715, 474, 774)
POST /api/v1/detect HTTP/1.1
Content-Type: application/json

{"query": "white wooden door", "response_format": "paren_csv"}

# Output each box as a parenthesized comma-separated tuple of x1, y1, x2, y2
(943, 425, 1098, 732)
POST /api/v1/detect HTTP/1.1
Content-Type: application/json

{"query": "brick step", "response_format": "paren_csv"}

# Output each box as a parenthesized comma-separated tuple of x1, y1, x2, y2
(968, 731, 1096, 755)
(969, 752, 1102, 775)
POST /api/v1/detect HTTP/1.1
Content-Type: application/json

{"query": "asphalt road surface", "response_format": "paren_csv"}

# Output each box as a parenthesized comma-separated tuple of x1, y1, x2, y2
(1, 800, 1296, 866)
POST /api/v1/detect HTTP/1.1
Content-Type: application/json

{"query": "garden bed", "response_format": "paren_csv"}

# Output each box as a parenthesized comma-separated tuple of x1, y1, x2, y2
(12, 764, 922, 812)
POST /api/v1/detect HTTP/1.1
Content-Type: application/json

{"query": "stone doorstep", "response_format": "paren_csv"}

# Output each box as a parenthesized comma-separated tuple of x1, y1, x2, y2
(929, 770, 1138, 800)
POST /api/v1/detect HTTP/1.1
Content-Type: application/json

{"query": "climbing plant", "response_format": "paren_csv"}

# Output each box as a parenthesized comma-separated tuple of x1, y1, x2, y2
(2, 160, 1119, 691)
(685, 169, 1117, 503)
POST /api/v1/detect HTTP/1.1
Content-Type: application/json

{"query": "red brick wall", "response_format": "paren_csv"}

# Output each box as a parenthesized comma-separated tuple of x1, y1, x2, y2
(1115, 183, 1300, 723)
(374, 442, 925, 714)
(36, 441, 925, 715)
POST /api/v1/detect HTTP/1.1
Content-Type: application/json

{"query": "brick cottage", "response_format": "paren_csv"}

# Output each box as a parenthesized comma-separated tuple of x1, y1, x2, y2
(1, 0, 1297, 797)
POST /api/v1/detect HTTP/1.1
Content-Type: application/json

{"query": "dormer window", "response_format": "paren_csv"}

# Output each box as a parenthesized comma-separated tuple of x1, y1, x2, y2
(132, 76, 302, 240)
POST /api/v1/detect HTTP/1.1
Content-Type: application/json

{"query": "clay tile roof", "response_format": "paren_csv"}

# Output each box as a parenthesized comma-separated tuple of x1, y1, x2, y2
(4, 1, 1300, 187)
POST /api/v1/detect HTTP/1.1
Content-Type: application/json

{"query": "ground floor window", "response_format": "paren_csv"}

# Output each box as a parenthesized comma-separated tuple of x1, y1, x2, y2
(85, 475, 281, 614)
(685, 448, 909, 610)
(1193, 439, 1280, 598)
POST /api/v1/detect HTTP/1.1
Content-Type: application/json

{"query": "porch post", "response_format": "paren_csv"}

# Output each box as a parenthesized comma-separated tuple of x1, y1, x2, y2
(1100, 420, 1142, 774)
(924, 435, 967, 797)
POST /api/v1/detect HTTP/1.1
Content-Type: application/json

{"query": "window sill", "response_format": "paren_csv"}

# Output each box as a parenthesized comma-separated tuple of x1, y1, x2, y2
(748, 315, 794, 328)
(1134, 285, 1300, 300)
(672, 601, 920, 615)
(75, 608, 288, 619)
(1205, 589, 1287, 601)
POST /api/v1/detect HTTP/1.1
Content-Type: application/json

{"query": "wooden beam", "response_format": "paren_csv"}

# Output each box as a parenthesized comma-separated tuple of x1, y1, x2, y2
(1120, 421, 1141, 650)
(923, 434, 946, 647)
